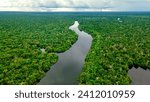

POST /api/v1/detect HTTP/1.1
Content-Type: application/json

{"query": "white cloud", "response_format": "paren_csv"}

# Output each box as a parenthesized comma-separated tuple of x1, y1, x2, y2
(0, 0, 150, 11)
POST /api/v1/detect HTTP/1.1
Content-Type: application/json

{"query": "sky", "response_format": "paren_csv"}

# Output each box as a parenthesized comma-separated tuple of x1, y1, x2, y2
(0, 0, 150, 12)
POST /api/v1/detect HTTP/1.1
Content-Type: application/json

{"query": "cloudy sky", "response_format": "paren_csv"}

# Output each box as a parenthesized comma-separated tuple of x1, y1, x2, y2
(0, 0, 150, 12)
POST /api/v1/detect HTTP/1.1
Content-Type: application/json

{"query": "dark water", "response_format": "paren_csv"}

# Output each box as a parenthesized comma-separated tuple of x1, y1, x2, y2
(128, 67, 150, 85)
(38, 21, 93, 85)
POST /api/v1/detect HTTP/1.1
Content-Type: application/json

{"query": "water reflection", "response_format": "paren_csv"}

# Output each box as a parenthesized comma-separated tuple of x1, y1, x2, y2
(128, 67, 150, 85)
(38, 21, 93, 85)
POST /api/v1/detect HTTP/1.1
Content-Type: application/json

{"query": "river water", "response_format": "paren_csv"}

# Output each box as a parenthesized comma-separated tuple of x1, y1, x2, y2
(38, 21, 93, 85)
(128, 67, 150, 85)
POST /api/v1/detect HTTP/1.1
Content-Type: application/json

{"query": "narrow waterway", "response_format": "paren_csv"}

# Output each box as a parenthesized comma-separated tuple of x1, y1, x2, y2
(38, 21, 93, 85)
(128, 67, 150, 85)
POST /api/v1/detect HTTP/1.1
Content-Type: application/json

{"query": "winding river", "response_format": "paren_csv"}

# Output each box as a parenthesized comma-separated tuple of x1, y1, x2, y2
(38, 21, 93, 85)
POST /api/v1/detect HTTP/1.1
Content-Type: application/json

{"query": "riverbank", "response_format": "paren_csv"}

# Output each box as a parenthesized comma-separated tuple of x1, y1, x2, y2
(77, 13, 150, 84)
(38, 21, 93, 85)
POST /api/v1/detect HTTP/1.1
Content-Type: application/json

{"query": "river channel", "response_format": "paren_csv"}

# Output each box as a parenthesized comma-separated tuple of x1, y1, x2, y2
(38, 21, 93, 85)
(128, 67, 150, 85)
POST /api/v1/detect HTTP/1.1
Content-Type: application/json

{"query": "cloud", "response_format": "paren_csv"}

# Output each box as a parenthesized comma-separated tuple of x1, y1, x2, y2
(0, 0, 150, 11)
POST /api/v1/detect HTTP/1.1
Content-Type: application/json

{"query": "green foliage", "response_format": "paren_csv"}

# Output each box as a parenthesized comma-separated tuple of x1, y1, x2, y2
(0, 12, 150, 85)
(0, 12, 77, 85)
(77, 13, 150, 84)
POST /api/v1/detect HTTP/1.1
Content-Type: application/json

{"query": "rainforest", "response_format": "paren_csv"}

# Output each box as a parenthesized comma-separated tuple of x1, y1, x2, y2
(0, 12, 150, 85)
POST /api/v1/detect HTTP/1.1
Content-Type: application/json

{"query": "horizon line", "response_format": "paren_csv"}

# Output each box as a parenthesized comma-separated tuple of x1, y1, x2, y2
(0, 11, 150, 13)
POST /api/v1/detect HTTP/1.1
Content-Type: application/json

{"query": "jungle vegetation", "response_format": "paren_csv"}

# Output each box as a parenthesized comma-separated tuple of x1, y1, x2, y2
(76, 12, 150, 84)
(0, 12, 150, 85)
(0, 12, 77, 84)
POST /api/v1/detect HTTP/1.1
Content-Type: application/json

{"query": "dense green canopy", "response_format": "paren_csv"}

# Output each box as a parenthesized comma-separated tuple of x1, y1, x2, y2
(0, 12, 150, 84)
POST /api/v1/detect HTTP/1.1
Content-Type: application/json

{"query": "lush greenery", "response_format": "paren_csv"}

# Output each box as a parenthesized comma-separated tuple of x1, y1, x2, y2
(0, 12, 77, 84)
(1, 12, 150, 85)
(76, 12, 150, 84)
